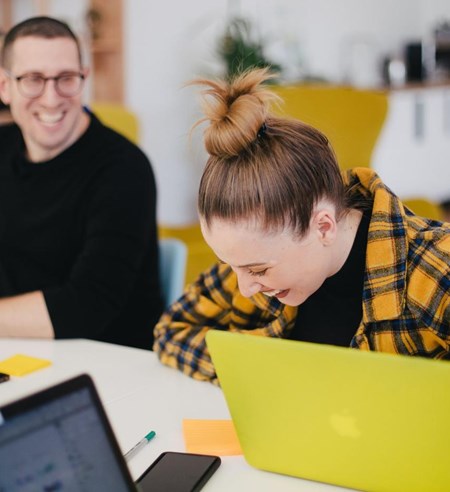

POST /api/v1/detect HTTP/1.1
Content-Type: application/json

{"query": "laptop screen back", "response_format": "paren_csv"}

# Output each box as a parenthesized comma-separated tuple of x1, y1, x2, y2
(206, 330, 450, 492)
(0, 374, 136, 492)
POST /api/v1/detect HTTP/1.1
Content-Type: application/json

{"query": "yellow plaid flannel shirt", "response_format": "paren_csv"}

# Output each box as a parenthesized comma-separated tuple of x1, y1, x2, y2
(154, 168, 450, 384)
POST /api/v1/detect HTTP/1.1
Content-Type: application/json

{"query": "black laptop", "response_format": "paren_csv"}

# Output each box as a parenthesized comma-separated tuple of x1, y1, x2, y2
(0, 374, 138, 491)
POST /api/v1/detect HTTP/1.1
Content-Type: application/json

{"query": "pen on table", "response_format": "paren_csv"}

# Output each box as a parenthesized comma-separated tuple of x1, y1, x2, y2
(124, 430, 156, 461)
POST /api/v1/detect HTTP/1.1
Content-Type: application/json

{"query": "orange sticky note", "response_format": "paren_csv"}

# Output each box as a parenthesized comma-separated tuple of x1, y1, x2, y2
(182, 419, 243, 456)
(0, 354, 52, 376)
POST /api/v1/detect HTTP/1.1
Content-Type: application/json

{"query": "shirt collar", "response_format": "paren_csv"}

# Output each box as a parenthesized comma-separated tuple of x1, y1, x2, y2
(346, 168, 408, 322)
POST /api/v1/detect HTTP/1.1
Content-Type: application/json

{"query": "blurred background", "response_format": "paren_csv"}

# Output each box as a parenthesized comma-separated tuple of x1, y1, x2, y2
(1, 0, 449, 231)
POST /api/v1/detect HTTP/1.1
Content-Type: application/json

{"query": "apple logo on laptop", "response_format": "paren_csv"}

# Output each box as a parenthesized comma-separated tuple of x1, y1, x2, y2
(329, 410, 361, 438)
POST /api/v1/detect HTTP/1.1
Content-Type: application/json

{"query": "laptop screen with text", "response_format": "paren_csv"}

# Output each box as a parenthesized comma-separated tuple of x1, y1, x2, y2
(0, 374, 136, 492)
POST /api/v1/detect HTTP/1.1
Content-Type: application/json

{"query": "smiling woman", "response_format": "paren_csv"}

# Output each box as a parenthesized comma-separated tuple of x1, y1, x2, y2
(199, 215, 341, 306)
(153, 68, 450, 385)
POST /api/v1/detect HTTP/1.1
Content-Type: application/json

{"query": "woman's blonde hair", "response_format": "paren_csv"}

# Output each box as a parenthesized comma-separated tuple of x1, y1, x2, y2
(195, 68, 347, 237)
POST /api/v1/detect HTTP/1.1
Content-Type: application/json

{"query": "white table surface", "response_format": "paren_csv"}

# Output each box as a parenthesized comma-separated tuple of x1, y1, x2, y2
(0, 339, 349, 491)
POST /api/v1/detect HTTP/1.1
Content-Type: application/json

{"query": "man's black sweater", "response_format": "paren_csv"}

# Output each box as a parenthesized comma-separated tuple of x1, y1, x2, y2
(0, 112, 163, 349)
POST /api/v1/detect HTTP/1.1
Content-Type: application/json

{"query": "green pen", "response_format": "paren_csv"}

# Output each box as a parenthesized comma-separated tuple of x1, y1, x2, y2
(124, 430, 156, 461)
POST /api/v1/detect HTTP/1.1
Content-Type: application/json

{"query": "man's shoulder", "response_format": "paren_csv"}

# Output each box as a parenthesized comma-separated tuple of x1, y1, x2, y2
(0, 122, 21, 142)
(87, 115, 151, 167)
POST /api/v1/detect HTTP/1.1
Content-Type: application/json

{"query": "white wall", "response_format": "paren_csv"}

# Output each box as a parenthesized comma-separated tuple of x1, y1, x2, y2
(124, 0, 450, 225)
(372, 86, 450, 203)
(125, 1, 228, 225)
(239, 0, 423, 84)
(11, 0, 88, 33)
(9, 0, 450, 223)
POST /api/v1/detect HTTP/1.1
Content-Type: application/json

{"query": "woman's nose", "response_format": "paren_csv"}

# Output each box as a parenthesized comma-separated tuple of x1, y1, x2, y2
(236, 271, 262, 298)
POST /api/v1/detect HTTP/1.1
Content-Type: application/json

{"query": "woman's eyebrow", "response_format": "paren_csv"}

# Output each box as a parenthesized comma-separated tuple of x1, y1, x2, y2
(218, 258, 269, 268)
(236, 262, 267, 268)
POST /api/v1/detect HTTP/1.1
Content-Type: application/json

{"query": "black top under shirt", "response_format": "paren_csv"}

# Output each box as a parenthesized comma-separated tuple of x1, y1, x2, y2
(290, 211, 370, 346)
(0, 112, 163, 349)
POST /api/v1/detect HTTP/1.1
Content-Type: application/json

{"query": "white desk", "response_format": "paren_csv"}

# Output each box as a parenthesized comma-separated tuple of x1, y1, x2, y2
(0, 339, 348, 491)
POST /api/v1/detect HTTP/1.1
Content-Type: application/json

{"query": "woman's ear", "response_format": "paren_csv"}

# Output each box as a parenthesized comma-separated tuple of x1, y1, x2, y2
(313, 208, 337, 246)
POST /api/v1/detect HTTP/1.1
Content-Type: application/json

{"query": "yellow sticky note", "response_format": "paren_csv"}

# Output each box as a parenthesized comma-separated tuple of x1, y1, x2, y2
(183, 419, 243, 456)
(0, 354, 52, 376)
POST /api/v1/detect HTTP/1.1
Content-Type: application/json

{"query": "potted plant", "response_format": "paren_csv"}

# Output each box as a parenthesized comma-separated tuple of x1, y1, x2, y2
(218, 16, 281, 81)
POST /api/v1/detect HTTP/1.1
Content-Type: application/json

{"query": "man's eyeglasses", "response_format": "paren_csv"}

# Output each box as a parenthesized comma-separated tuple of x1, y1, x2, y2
(4, 71, 85, 98)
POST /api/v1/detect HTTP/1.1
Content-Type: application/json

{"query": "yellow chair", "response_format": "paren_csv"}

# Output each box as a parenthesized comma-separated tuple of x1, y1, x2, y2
(272, 85, 445, 222)
(402, 198, 445, 222)
(90, 102, 139, 144)
(271, 84, 388, 170)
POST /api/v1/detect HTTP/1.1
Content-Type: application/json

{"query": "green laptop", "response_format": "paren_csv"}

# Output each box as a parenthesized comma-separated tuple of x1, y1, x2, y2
(206, 330, 450, 492)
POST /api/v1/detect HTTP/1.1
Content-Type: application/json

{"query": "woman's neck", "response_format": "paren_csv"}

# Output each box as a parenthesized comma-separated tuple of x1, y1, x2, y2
(330, 208, 363, 276)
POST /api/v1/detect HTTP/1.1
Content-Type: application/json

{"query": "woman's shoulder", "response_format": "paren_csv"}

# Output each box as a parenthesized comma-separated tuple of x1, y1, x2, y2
(406, 215, 450, 258)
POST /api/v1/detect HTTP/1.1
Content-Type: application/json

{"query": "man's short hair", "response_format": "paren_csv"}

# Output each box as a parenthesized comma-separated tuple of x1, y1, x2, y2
(1, 16, 82, 69)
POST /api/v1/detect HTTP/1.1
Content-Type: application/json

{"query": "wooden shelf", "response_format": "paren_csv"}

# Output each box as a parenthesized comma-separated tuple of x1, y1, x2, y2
(0, 0, 12, 35)
(379, 77, 450, 92)
(1, 0, 50, 32)
(88, 0, 123, 102)
(90, 40, 121, 54)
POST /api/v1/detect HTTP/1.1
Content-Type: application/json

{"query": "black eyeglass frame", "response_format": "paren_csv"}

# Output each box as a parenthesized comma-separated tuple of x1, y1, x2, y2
(3, 70, 86, 98)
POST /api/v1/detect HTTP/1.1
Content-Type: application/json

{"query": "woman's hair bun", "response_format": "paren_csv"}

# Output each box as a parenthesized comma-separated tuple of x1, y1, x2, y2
(193, 68, 279, 158)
